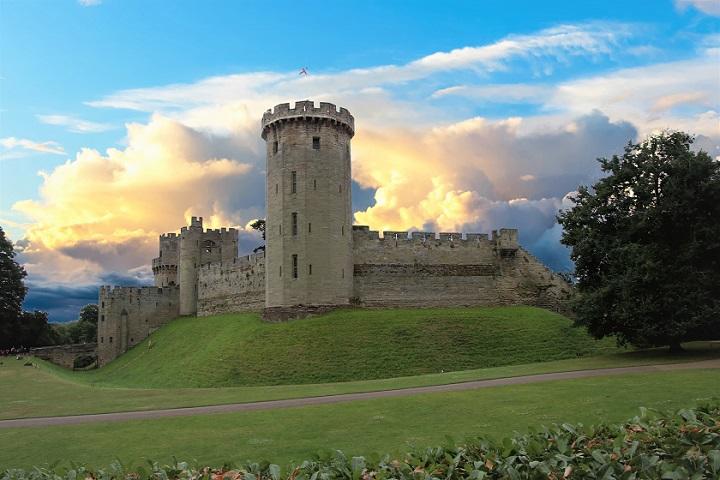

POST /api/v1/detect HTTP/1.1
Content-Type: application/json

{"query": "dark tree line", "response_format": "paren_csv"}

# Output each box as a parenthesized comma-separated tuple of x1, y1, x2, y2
(0, 226, 98, 348)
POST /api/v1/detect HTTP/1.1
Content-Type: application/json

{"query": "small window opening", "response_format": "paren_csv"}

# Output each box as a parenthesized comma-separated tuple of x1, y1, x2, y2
(279, 224, 282, 235)
(291, 171, 297, 193)
(342, 268, 345, 279)
(308, 222, 312, 233)
(273, 141, 278, 154)
(279, 265, 282, 277)
(292, 254, 298, 278)
(275, 183, 278, 195)
(342, 225, 344, 236)
(339, 184, 342, 193)
(292, 212, 298, 235)
(109, 336, 113, 344)
(309, 264, 312, 275)
(313, 137, 320, 149)
(101, 315, 105, 322)
(130, 338, 134, 343)
(313, 179, 317, 190)
(101, 301, 105, 308)
(100, 337, 104, 343)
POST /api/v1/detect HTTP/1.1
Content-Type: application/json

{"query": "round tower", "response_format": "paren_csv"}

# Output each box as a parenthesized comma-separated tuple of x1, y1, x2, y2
(261, 100, 354, 309)
(178, 216, 203, 315)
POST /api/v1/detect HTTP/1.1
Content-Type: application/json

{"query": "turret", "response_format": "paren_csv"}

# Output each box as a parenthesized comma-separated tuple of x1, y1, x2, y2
(261, 100, 354, 308)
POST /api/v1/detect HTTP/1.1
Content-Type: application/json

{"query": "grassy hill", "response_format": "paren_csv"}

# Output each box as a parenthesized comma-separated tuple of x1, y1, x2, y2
(72, 306, 621, 388)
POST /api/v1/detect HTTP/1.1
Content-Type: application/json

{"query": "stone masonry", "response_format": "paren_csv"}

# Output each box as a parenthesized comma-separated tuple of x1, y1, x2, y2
(97, 100, 572, 365)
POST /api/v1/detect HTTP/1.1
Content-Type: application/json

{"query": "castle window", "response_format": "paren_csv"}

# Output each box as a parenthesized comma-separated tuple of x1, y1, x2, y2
(101, 301, 104, 308)
(273, 141, 278, 154)
(130, 338, 134, 343)
(279, 224, 282, 235)
(100, 337, 104, 343)
(291, 171, 297, 193)
(308, 264, 312, 275)
(308, 222, 312, 233)
(342, 268, 345, 279)
(279, 265, 282, 277)
(275, 183, 279, 195)
(313, 137, 320, 149)
(341, 226, 344, 236)
(292, 254, 298, 278)
(313, 179, 317, 190)
(101, 315, 104, 322)
(109, 337, 113, 344)
(339, 184, 342, 193)
(292, 212, 298, 236)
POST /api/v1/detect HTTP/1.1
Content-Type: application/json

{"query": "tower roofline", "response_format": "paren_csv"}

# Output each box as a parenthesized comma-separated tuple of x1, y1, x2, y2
(261, 100, 354, 139)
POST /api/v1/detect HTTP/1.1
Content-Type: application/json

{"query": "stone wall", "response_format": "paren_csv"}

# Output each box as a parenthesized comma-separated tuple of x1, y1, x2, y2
(30, 343, 97, 369)
(351, 227, 571, 311)
(197, 252, 266, 316)
(97, 285, 180, 366)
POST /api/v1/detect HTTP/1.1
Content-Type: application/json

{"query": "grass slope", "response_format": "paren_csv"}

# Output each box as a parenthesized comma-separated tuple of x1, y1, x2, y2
(1, 369, 718, 469)
(4, 344, 718, 420)
(73, 307, 618, 388)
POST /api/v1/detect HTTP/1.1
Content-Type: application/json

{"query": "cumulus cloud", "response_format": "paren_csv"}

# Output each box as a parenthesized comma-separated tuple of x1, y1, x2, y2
(14, 114, 265, 286)
(0, 137, 65, 159)
(78, 0, 101, 6)
(37, 114, 114, 133)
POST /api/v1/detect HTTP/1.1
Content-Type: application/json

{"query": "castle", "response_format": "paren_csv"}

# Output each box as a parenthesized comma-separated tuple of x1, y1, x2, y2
(97, 101, 571, 365)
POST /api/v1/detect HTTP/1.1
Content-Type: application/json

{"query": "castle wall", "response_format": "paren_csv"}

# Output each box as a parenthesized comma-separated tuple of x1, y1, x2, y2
(197, 252, 266, 316)
(30, 343, 97, 369)
(351, 227, 571, 310)
(153, 233, 179, 287)
(97, 286, 179, 365)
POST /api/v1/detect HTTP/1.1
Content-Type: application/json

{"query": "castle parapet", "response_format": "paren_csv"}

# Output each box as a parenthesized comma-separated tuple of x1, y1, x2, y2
(261, 100, 355, 139)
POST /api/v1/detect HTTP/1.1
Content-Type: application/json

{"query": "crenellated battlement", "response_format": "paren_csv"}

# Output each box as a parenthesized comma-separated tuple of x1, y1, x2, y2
(200, 251, 265, 272)
(99, 285, 179, 299)
(261, 100, 354, 139)
(352, 225, 511, 247)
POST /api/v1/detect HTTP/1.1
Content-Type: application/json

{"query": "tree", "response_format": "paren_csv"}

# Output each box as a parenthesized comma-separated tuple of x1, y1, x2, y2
(250, 219, 266, 240)
(250, 218, 266, 253)
(0, 226, 28, 348)
(558, 132, 720, 351)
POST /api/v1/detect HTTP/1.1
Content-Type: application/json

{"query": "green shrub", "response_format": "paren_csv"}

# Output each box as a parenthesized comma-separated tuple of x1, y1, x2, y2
(72, 354, 97, 370)
(2, 404, 719, 479)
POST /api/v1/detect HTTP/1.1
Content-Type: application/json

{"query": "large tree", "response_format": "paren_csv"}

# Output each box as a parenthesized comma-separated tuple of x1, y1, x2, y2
(558, 132, 720, 351)
(0, 226, 28, 347)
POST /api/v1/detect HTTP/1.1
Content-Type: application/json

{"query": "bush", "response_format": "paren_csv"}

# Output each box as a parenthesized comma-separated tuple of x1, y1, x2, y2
(2, 404, 719, 479)
(72, 354, 97, 370)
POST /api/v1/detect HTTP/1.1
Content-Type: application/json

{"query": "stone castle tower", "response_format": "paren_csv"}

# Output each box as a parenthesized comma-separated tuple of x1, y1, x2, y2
(151, 216, 238, 316)
(261, 101, 355, 309)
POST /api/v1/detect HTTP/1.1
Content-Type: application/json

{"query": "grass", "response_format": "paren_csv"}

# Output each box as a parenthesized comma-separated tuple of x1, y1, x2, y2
(52, 307, 623, 388)
(1, 368, 718, 470)
(2, 342, 719, 420)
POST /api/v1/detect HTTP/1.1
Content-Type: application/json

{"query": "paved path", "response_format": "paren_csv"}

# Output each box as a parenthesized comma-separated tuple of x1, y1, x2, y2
(2, 359, 718, 429)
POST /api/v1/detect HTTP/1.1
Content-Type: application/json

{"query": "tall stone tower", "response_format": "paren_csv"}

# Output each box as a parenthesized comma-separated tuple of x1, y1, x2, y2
(261, 101, 354, 310)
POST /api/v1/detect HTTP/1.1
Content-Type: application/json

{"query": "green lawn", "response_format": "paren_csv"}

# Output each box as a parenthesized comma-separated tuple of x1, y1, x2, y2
(56, 307, 623, 388)
(1, 368, 718, 470)
(2, 343, 719, 420)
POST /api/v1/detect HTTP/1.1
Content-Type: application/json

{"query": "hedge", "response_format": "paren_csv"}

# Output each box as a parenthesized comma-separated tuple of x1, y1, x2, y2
(3, 404, 719, 480)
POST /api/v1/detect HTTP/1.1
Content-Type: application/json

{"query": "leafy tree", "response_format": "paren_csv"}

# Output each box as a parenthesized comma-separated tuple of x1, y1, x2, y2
(79, 304, 98, 325)
(250, 219, 266, 240)
(558, 132, 720, 352)
(0, 226, 28, 346)
(250, 218, 266, 253)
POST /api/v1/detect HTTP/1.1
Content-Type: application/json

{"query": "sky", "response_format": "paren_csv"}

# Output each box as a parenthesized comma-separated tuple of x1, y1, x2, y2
(1, 0, 718, 322)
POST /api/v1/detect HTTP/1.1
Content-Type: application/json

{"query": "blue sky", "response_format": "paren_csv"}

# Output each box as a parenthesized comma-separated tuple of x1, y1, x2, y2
(1, 0, 718, 321)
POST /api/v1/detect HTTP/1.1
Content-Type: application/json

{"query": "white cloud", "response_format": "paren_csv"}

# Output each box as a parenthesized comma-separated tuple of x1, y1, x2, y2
(37, 114, 114, 133)
(78, 0, 101, 6)
(0, 137, 65, 159)
(675, 0, 720, 15)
